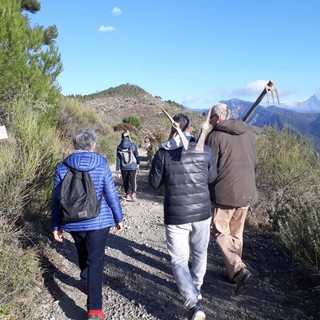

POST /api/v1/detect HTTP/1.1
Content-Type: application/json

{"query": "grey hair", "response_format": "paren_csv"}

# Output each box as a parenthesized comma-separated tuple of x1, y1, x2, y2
(172, 113, 191, 131)
(212, 103, 231, 120)
(72, 128, 97, 151)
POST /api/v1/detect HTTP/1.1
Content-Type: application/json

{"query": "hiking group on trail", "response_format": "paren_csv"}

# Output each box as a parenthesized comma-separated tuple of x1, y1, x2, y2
(51, 103, 258, 320)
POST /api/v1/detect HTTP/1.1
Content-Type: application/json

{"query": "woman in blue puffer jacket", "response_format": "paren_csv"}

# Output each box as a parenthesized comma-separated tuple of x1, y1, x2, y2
(51, 128, 123, 320)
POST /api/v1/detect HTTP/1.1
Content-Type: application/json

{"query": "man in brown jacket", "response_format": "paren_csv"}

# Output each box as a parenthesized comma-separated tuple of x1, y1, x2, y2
(205, 103, 258, 295)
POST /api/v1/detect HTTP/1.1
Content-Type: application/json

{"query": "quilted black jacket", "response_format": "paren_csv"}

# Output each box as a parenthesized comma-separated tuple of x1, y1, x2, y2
(149, 141, 217, 225)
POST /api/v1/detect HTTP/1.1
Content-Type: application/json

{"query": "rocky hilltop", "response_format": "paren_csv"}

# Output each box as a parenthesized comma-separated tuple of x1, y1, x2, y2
(74, 84, 206, 139)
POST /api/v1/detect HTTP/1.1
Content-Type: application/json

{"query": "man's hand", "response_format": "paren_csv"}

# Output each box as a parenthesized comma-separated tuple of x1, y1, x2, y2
(115, 222, 123, 234)
(53, 230, 63, 242)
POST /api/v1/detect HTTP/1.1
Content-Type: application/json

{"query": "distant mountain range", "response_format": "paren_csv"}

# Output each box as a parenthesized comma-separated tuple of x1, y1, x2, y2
(280, 94, 320, 113)
(193, 94, 320, 148)
(76, 83, 320, 149)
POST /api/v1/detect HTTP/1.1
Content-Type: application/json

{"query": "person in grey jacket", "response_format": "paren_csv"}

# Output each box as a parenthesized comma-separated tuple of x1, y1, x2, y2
(205, 103, 258, 295)
(149, 113, 217, 320)
(52, 128, 123, 320)
(116, 131, 140, 201)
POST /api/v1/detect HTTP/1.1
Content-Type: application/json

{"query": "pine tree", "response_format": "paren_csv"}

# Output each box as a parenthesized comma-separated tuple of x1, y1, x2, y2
(0, 0, 62, 104)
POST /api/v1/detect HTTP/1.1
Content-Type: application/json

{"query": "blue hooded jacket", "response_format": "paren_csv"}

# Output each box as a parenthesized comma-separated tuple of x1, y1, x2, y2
(116, 138, 140, 171)
(51, 151, 123, 232)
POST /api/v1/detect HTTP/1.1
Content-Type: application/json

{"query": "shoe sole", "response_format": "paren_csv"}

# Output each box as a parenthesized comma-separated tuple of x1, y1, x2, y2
(223, 271, 237, 284)
(88, 315, 106, 320)
(235, 272, 251, 295)
(191, 311, 206, 320)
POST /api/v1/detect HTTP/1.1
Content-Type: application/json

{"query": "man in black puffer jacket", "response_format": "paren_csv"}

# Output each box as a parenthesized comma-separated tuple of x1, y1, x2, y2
(205, 103, 258, 296)
(149, 113, 217, 320)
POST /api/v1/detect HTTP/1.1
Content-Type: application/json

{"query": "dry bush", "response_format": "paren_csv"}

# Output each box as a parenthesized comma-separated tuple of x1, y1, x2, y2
(255, 126, 320, 273)
(0, 215, 41, 318)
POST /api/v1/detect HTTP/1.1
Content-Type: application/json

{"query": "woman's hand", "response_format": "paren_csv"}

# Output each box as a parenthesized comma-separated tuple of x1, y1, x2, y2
(115, 222, 123, 234)
(53, 230, 63, 242)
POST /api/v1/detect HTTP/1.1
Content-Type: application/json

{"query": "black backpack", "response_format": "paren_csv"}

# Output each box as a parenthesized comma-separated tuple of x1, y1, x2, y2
(59, 163, 102, 223)
(118, 145, 137, 167)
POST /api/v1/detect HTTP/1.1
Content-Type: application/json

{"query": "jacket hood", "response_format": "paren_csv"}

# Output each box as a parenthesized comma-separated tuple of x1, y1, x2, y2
(118, 138, 133, 149)
(214, 119, 248, 135)
(63, 151, 107, 171)
(158, 132, 193, 150)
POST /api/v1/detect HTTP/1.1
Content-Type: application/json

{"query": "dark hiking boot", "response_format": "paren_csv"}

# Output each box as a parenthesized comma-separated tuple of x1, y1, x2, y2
(234, 267, 252, 295)
(222, 270, 236, 284)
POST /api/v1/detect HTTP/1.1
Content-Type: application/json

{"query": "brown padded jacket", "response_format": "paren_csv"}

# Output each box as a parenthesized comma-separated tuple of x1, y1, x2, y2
(205, 119, 258, 207)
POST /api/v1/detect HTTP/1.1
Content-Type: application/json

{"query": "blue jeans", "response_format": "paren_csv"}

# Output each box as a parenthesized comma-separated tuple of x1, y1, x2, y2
(71, 227, 110, 311)
(165, 217, 211, 309)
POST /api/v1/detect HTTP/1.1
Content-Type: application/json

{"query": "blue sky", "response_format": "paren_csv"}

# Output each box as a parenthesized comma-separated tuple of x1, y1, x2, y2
(29, 0, 320, 110)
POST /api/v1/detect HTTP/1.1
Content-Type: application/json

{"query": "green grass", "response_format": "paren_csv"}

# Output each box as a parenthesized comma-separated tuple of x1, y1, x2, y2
(0, 216, 41, 318)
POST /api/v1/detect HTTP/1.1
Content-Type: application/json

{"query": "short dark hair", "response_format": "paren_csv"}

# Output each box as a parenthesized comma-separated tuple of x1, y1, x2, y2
(173, 113, 190, 132)
(121, 131, 130, 139)
(72, 128, 96, 151)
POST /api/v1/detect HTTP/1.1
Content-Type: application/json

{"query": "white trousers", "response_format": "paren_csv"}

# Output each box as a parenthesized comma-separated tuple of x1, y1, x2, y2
(165, 217, 212, 309)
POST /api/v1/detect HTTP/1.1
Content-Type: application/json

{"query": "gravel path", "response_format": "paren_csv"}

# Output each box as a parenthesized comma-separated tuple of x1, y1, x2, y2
(33, 150, 320, 320)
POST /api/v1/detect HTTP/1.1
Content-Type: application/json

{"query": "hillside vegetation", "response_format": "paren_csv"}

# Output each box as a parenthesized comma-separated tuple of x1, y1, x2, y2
(76, 84, 205, 141)
(0, 1, 319, 318)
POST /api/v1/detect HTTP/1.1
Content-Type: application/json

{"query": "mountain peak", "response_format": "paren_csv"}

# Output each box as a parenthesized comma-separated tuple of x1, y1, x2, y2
(280, 94, 320, 113)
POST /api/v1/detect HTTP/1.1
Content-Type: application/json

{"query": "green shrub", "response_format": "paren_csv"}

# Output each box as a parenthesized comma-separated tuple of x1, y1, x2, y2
(99, 131, 121, 164)
(113, 122, 136, 135)
(59, 98, 101, 144)
(256, 126, 320, 272)
(0, 98, 63, 211)
(123, 116, 141, 130)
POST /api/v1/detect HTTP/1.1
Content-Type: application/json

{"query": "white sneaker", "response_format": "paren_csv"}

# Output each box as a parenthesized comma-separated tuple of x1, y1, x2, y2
(189, 303, 206, 320)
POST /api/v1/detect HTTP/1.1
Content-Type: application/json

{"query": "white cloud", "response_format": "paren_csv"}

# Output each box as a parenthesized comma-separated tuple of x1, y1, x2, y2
(246, 80, 269, 93)
(112, 7, 122, 15)
(229, 80, 269, 97)
(209, 80, 303, 105)
(215, 80, 275, 99)
(182, 95, 199, 105)
(98, 26, 116, 32)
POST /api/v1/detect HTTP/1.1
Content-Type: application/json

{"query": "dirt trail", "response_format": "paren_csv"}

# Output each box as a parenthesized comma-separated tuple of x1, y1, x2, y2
(34, 149, 320, 320)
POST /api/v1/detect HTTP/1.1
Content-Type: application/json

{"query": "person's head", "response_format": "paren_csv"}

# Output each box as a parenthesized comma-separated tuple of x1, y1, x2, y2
(209, 103, 230, 127)
(121, 131, 130, 140)
(72, 128, 97, 151)
(173, 113, 191, 132)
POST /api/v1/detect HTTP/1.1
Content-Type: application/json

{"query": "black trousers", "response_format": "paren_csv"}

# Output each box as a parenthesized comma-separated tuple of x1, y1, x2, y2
(121, 169, 137, 194)
(71, 227, 110, 310)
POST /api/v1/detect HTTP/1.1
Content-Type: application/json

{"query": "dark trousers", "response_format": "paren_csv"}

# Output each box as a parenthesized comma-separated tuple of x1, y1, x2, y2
(71, 227, 110, 310)
(121, 169, 137, 194)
